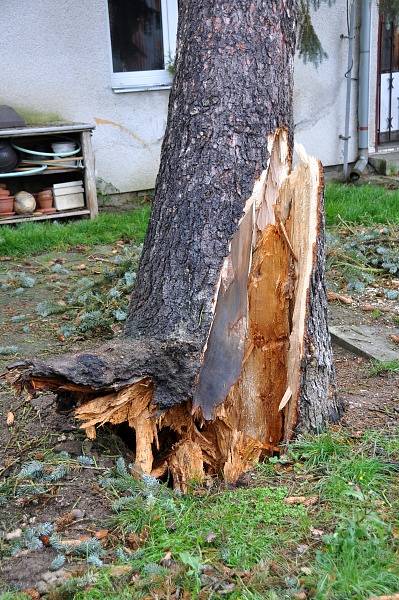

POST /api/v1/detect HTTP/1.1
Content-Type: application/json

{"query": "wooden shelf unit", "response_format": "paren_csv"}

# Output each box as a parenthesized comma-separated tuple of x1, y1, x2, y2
(0, 123, 98, 225)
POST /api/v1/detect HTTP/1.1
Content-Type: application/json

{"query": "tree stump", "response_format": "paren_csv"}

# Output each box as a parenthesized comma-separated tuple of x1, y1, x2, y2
(6, 1, 342, 491)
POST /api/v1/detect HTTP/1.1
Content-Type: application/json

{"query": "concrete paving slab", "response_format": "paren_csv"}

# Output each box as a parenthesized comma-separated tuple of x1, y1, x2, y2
(330, 324, 399, 362)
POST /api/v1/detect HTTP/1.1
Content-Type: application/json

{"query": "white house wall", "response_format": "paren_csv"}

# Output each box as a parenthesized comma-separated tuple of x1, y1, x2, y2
(1, 0, 168, 192)
(295, 2, 353, 166)
(1, 0, 378, 192)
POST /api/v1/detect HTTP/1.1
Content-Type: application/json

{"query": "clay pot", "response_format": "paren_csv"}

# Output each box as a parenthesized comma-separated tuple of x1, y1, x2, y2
(14, 191, 36, 214)
(37, 189, 53, 211)
(0, 195, 14, 214)
(0, 189, 10, 197)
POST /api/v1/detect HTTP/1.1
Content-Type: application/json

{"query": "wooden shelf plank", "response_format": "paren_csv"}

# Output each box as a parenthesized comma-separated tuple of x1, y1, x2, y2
(0, 123, 95, 138)
(0, 209, 90, 225)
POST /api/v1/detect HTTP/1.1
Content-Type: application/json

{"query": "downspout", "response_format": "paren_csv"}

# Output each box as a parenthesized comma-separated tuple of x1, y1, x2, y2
(350, 0, 372, 181)
(341, 1, 356, 180)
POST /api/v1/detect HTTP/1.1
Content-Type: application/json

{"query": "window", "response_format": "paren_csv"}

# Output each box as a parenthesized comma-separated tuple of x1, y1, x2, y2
(107, 0, 178, 91)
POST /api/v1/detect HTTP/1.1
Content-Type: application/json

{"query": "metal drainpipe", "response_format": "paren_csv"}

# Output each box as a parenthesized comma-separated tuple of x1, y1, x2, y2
(342, 1, 356, 180)
(350, 0, 372, 181)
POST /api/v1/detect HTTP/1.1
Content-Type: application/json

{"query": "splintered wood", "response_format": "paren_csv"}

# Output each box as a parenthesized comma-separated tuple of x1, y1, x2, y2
(71, 129, 326, 490)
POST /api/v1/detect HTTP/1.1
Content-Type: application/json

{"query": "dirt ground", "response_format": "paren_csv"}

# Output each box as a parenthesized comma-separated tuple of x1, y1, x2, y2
(0, 243, 398, 594)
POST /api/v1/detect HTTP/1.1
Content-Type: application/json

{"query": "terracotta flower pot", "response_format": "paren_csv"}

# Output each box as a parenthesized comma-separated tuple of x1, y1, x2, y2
(0, 195, 14, 214)
(0, 189, 10, 197)
(37, 189, 53, 211)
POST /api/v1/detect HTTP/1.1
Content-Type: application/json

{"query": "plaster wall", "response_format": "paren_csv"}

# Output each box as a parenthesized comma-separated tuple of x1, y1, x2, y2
(294, 2, 358, 166)
(0, 0, 169, 193)
(1, 0, 379, 192)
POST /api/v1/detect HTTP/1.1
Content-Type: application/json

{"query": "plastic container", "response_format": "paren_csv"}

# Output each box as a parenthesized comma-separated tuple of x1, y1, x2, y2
(51, 141, 77, 167)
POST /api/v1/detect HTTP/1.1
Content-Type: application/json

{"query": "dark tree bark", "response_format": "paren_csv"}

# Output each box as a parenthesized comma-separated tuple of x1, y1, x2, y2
(8, 0, 342, 490)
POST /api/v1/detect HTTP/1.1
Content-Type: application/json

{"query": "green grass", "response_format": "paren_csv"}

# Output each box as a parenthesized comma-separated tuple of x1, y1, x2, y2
(113, 485, 307, 570)
(289, 431, 349, 467)
(289, 431, 399, 599)
(0, 183, 395, 258)
(311, 512, 399, 600)
(325, 182, 399, 226)
(2, 430, 398, 599)
(369, 359, 399, 375)
(0, 207, 150, 258)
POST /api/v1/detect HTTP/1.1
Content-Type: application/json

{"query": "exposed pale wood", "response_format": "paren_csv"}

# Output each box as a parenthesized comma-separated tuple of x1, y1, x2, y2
(134, 411, 155, 474)
(168, 440, 204, 493)
(81, 131, 98, 219)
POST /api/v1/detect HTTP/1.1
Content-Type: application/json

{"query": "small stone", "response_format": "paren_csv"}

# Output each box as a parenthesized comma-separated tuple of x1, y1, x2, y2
(54, 568, 67, 581)
(71, 508, 84, 520)
(361, 303, 375, 312)
(35, 581, 48, 595)
(5, 528, 22, 540)
(293, 593, 307, 600)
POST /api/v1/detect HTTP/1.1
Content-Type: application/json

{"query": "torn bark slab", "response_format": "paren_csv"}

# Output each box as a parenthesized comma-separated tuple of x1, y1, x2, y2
(7, 131, 341, 491)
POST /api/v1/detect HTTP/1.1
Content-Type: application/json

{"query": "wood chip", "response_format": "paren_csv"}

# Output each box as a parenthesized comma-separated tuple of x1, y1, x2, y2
(327, 290, 353, 305)
(160, 551, 173, 567)
(284, 496, 318, 506)
(361, 303, 375, 312)
(94, 529, 109, 540)
(108, 565, 133, 578)
(278, 386, 292, 411)
(6, 411, 14, 426)
(23, 589, 40, 600)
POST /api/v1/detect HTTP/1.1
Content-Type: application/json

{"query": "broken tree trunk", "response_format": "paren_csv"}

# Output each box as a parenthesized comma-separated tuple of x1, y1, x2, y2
(7, 0, 342, 491)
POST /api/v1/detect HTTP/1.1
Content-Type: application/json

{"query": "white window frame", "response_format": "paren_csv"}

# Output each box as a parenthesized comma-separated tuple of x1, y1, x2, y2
(107, 0, 178, 92)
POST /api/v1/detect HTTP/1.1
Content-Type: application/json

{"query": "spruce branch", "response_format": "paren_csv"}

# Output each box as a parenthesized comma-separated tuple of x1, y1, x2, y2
(380, 0, 399, 21)
(297, 0, 329, 67)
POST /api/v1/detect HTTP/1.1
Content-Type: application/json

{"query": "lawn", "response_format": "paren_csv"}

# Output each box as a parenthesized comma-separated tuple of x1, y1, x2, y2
(0, 182, 398, 258)
(325, 182, 399, 226)
(0, 207, 150, 257)
(1, 430, 398, 599)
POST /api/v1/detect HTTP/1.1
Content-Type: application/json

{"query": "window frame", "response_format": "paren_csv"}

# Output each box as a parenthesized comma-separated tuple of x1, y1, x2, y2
(106, 0, 178, 92)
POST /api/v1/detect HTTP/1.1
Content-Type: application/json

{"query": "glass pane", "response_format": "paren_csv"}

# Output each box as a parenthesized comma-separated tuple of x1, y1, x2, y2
(380, 21, 392, 73)
(392, 26, 399, 72)
(108, 0, 164, 73)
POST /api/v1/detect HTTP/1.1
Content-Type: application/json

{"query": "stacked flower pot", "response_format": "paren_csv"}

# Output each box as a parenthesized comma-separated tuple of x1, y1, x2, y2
(0, 184, 14, 217)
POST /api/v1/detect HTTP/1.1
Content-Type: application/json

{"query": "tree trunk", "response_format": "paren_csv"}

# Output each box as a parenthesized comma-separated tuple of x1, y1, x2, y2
(8, 0, 342, 490)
